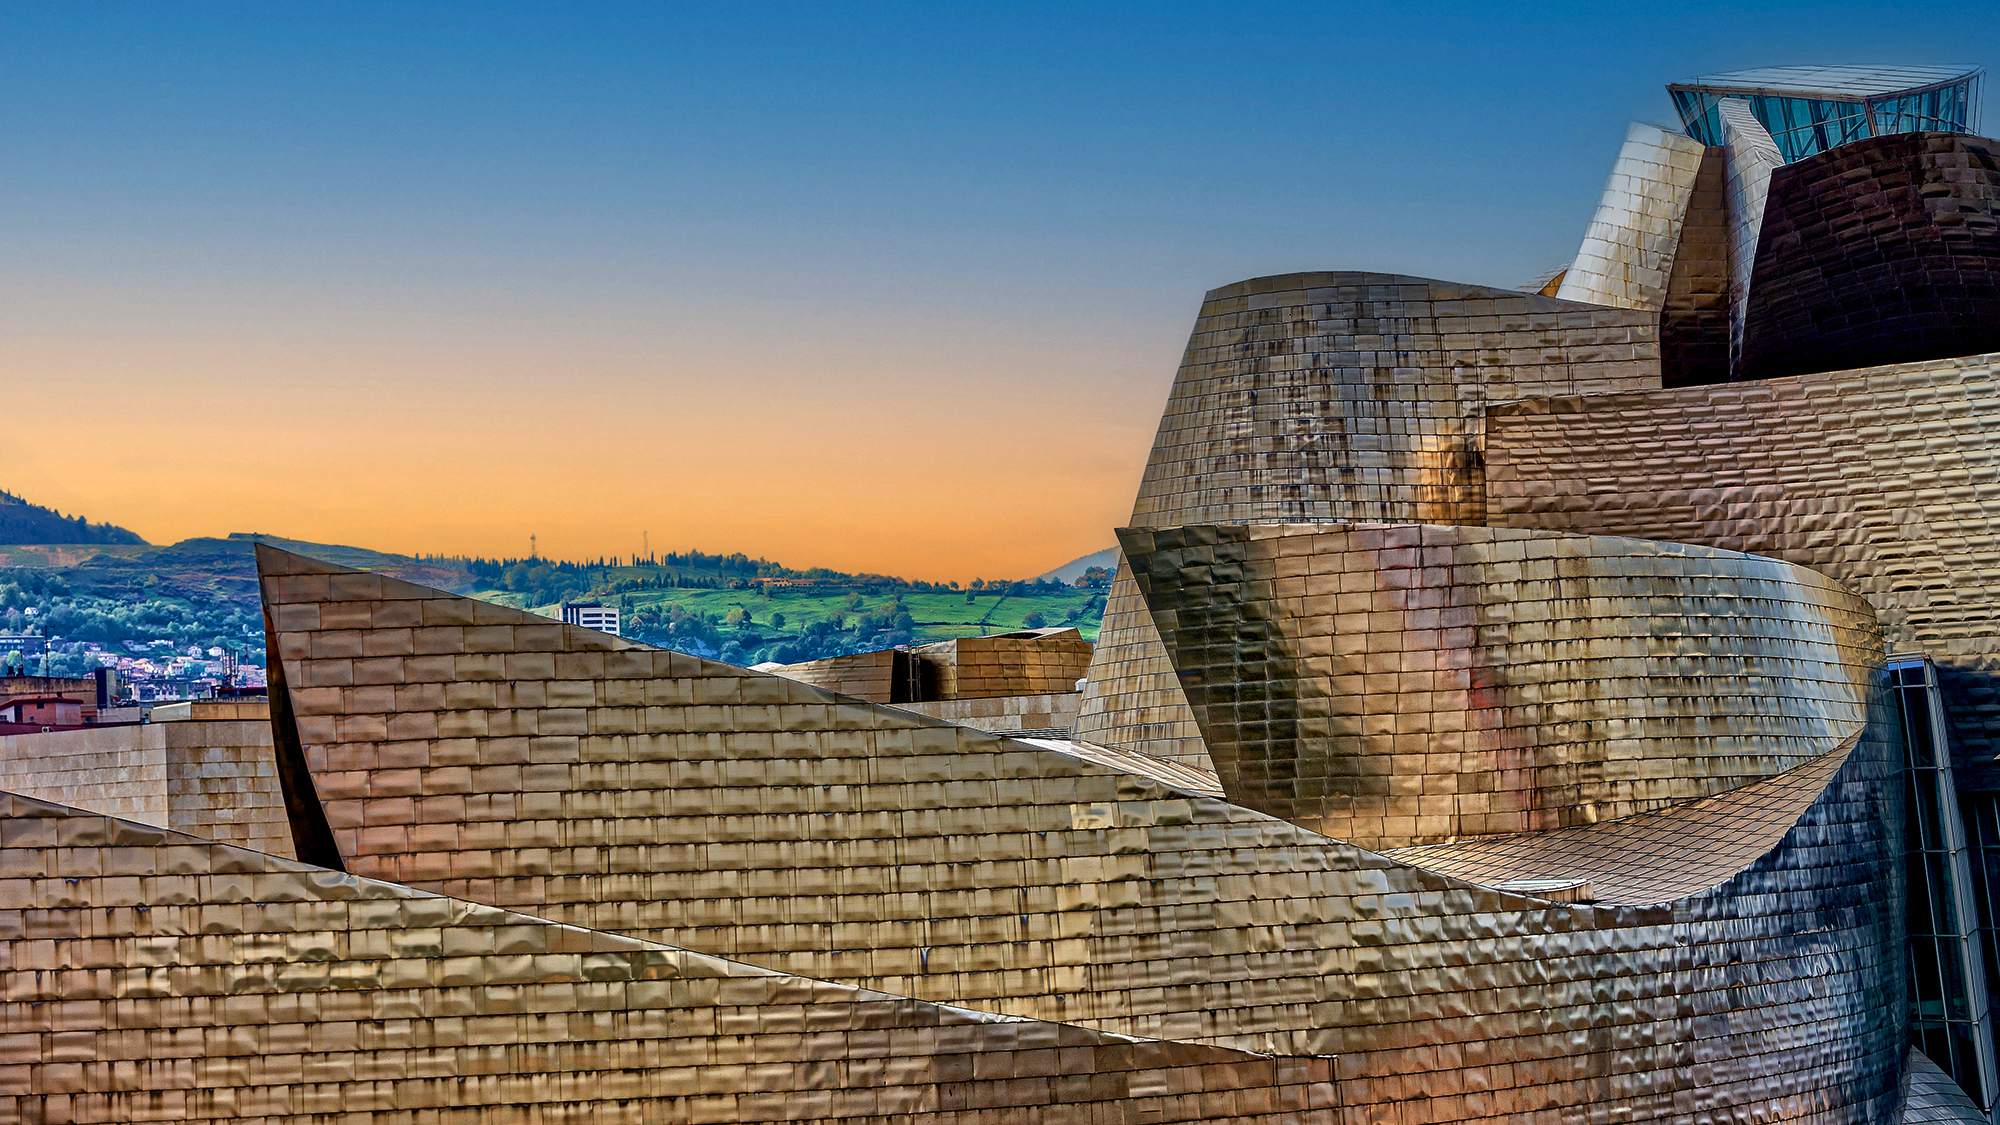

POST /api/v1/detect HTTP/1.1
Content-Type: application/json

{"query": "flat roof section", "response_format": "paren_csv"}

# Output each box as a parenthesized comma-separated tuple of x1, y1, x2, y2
(1671, 64, 1980, 101)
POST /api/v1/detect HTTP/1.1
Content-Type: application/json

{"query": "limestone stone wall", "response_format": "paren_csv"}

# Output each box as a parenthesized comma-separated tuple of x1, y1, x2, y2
(892, 691, 1081, 735)
(0, 710, 293, 859)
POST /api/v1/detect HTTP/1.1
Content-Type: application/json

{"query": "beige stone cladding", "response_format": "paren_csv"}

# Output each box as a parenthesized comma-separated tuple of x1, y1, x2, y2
(1554, 122, 1709, 311)
(1118, 523, 1881, 850)
(256, 544, 1909, 1121)
(893, 691, 1081, 735)
(1077, 271, 1663, 769)
(911, 629, 1093, 699)
(0, 675, 100, 721)
(0, 714, 292, 859)
(147, 699, 272, 722)
(761, 648, 907, 703)
(770, 631, 1093, 710)
(1484, 352, 2000, 770)
(0, 791, 1333, 1125)
(160, 707, 294, 859)
(0, 724, 166, 824)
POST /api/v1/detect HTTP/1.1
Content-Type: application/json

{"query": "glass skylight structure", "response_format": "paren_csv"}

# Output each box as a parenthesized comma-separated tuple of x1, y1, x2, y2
(1669, 64, 1983, 162)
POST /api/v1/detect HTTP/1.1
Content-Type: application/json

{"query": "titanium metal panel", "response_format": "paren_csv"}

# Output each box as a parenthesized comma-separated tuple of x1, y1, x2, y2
(254, 544, 1911, 1122)
(1485, 352, 2000, 775)
(1660, 145, 1734, 386)
(1719, 97, 1785, 369)
(1117, 522, 1879, 851)
(1555, 123, 1708, 311)
(1739, 133, 2000, 380)
(1075, 271, 1661, 769)
(0, 790, 1331, 1124)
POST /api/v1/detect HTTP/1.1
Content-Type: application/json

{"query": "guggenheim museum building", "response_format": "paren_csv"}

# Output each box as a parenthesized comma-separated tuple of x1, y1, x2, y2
(4, 62, 2000, 1125)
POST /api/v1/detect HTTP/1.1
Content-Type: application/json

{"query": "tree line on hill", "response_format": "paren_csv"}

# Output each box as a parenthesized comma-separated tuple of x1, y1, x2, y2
(403, 549, 1081, 610)
(0, 491, 145, 545)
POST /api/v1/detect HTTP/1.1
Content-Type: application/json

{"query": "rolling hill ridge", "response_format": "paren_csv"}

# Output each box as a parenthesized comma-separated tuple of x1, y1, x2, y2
(0, 490, 145, 546)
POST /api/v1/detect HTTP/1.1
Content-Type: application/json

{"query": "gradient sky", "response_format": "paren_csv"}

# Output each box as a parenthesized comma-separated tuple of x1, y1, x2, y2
(5, 3, 1997, 581)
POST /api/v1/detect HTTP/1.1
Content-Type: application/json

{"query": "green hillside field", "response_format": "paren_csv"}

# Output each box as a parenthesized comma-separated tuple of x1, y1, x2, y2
(0, 534, 1110, 676)
(484, 570, 1105, 666)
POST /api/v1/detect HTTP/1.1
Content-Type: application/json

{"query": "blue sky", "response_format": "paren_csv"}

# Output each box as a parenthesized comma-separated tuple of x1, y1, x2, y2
(2, 2, 1994, 576)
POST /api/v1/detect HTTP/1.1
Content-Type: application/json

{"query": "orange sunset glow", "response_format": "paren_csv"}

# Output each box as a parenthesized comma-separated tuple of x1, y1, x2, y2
(1, 5, 1737, 580)
(6, 283, 1181, 580)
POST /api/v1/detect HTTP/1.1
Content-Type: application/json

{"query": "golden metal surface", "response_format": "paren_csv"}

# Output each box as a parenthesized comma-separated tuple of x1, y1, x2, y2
(1485, 352, 2000, 775)
(1075, 271, 1663, 770)
(1554, 123, 1709, 311)
(1117, 522, 1881, 850)
(8, 106, 1990, 1116)
(242, 543, 1910, 1121)
(0, 790, 1330, 1123)
(1387, 739, 1854, 903)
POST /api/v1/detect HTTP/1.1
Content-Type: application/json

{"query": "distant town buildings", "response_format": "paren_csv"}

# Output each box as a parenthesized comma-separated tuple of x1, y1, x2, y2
(0, 695, 82, 728)
(0, 635, 49, 658)
(0, 629, 266, 704)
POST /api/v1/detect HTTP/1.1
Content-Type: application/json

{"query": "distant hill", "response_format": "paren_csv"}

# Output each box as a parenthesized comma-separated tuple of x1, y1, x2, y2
(1036, 547, 1117, 585)
(0, 495, 1110, 677)
(0, 490, 145, 545)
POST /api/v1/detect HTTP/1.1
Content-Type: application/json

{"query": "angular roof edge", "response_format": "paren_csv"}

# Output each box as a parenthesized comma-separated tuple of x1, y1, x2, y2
(1669, 64, 1982, 102)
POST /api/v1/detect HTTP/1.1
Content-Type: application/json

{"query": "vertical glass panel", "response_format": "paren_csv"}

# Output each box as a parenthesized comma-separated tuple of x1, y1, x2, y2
(1869, 81, 1975, 136)
(1745, 94, 1873, 161)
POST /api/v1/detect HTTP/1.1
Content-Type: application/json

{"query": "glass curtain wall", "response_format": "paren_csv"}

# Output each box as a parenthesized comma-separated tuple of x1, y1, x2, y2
(1752, 94, 1874, 161)
(1671, 76, 1977, 163)
(1895, 656, 2000, 1118)
(1872, 79, 1979, 137)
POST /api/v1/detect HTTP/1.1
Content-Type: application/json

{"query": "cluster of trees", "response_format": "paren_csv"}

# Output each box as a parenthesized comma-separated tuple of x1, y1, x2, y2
(648, 549, 768, 576)
(757, 599, 911, 666)
(444, 548, 986, 605)
(0, 570, 70, 612)
(621, 594, 921, 668)
(472, 561, 594, 607)
(624, 603, 729, 653)
(24, 599, 260, 652)
(432, 544, 1097, 610)
(600, 573, 760, 593)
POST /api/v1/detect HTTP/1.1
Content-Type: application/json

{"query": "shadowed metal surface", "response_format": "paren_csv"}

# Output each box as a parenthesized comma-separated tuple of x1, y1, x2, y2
(1906, 1048, 1991, 1122)
(1740, 133, 2000, 380)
